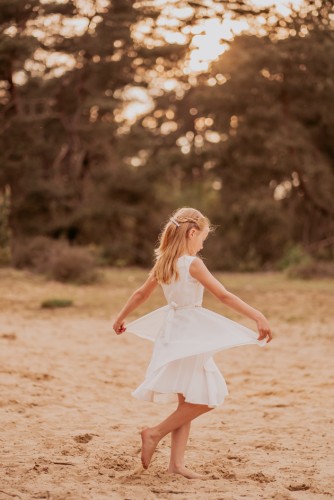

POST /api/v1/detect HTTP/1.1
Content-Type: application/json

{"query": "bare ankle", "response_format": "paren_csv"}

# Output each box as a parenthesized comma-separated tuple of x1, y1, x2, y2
(167, 465, 205, 479)
(169, 461, 184, 470)
(145, 427, 162, 442)
(152, 426, 167, 441)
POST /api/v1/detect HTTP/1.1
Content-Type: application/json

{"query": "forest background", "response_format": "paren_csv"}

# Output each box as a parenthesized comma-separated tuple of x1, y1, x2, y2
(0, 0, 333, 278)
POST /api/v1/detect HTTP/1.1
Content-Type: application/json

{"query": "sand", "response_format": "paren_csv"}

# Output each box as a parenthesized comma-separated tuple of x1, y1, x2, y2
(0, 267, 333, 499)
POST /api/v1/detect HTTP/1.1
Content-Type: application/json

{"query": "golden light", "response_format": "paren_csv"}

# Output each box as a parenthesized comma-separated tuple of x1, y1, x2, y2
(251, 0, 305, 17)
(163, 79, 178, 91)
(12, 0, 309, 124)
(185, 0, 304, 74)
(121, 87, 155, 124)
(186, 16, 249, 73)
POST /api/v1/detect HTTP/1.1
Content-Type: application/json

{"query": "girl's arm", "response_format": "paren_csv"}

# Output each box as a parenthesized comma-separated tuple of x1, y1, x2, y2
(113, 273, 158, 335)
(190, 258, 272, 343)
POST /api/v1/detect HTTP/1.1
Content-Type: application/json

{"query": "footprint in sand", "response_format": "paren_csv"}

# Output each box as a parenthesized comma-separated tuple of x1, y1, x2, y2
(73, 433, 94, 443)
(255, 443, 283, 451)
(248, 472, 275, 483)
(287, 483, 310, 491)
(0, 333, 17, 340)
(203, 465, 237, 480)
(33, 463, 49, 474)
(21, 372, 54, 382)
(226, 454, 246, 463)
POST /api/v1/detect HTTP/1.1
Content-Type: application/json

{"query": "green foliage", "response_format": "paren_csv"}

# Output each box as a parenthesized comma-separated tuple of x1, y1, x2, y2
(278, 244, 312, 271)
(0, 0, 333, 272)
(41, 298, 73, 309)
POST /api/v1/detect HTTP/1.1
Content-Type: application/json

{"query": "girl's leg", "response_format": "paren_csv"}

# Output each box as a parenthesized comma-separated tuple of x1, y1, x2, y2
(168, 394, 205, 479)
(141, 394, 212, 469)
(169, 394, 190, 468)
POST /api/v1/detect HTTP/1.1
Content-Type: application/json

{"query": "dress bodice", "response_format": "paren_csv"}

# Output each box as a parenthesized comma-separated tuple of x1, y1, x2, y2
(160, 255, 204, 307)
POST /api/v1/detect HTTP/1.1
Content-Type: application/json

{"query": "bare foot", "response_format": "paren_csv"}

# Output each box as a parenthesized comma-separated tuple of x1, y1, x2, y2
(167, 466, 206, 479)
(140, 428, 160, 469)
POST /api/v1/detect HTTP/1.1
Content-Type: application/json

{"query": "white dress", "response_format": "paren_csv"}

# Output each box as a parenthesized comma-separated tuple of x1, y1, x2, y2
(127, 255, 266, 408)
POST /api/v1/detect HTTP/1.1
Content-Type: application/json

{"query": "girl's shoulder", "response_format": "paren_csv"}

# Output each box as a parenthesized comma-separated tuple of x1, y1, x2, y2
(189, 255, 204, 265)
(189, 256, 210, 278)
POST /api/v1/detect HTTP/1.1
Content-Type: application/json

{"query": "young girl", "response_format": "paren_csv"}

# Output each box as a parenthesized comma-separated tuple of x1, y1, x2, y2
(113, 207, 272, 479)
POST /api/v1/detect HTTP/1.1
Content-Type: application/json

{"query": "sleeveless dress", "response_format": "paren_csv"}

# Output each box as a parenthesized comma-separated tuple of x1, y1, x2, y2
(127, 255, 266, 408)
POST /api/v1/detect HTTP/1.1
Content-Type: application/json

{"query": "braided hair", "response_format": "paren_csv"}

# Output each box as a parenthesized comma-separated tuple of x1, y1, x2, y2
(151, 207, 212, 284)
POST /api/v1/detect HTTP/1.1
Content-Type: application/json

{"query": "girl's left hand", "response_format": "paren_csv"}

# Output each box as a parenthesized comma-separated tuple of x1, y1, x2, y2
(113, 318, 126, 335)
(256, 314, 273, 343)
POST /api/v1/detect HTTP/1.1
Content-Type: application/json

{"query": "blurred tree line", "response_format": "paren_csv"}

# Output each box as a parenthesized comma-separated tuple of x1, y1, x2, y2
(0, 0, 333, 272)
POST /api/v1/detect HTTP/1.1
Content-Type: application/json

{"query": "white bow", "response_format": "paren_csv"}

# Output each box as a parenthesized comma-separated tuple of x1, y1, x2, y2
(159, 302, 201, 345)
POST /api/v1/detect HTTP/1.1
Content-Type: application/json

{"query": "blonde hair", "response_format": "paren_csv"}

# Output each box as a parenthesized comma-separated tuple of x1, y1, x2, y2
(151, 207, 211, 284)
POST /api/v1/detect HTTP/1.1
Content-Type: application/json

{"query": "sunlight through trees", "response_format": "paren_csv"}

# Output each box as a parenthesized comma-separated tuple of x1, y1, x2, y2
(0, 0, 333, 269)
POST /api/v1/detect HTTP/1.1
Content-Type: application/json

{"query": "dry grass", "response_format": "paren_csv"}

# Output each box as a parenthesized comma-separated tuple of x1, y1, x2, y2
(0, 267, 332, 324)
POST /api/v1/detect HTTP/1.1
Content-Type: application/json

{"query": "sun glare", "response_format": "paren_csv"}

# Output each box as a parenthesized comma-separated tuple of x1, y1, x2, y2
(126, 0, 308, 120)
(20, 0, 307, 123)
(251, 0, 305, 17)
(121, 87, 155, 124)
(187, 16, 249, 73)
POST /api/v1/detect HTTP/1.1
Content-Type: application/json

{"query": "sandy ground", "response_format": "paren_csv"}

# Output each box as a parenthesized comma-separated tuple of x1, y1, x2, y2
(0, 267, 333, 500)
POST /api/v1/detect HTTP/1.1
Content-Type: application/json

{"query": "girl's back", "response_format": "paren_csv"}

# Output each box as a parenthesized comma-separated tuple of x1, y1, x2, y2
(161, 255, 203, 308)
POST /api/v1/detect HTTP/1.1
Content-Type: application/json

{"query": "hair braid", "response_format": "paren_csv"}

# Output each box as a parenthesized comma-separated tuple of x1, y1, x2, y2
(151, 207, 212, 284)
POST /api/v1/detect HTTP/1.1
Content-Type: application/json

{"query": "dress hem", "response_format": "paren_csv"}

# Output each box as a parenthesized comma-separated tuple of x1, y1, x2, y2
(131, 389, 227, 409)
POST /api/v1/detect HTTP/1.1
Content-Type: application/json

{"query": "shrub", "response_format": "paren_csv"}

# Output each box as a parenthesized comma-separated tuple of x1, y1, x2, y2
(12, 237, 98, 284)
(278, 244, 312, 270)
(48, 245, 98, 284)
(12, 236, 53, 272)
(287, 260, 334, 280)
(0, 246, 10, 266)
(41, 299, 73, 309)
(0, 187, 11, 267)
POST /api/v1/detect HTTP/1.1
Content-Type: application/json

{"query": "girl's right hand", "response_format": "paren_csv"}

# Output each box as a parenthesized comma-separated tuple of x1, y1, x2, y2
(113, 318, 126, 335)
(256, 314, 273, 343)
